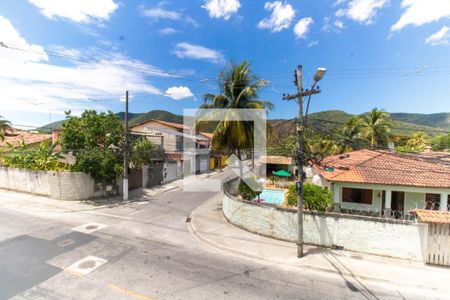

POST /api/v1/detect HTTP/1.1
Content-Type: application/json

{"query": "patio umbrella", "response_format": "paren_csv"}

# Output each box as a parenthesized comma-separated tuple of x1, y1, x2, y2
(273, 170, 291, 177)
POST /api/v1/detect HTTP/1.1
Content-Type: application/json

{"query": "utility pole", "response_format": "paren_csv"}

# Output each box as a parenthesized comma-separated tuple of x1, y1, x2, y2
(123, 90, 129, 201)
(295, 65, 305, 258)
(282, 65, 326, 258)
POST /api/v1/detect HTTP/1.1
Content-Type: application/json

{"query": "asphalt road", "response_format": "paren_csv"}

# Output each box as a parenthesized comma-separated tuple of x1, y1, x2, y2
(0, 185, 447, 300)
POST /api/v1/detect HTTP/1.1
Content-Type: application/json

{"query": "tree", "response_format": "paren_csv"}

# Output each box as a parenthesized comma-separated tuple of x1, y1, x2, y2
(432, 133, 450, 151)
(359, 108, 390, 148)
(268, 135, 296, 156)
(61, 110, 124, 181)
(0, 116, 11, 141)
(61, 110, 123, 154)
(130, 137, 155, 168)
(397, 132, 430, 153)
(287, 183, 332, 211)
(199, 61, 274, 157)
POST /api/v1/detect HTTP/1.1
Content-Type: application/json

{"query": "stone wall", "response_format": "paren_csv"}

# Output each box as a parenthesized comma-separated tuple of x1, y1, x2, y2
(0, 166, 116, 200)
(223, 191, 428, 261)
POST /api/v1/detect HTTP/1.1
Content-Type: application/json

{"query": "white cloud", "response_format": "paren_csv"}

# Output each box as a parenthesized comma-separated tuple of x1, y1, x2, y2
(391, 0, 450, 32)
(257, 1, 296, 32)
(142, 7, 181, 21)
(158, 27, 178, 35)
(202, 0, 241, 20)
(294, 17, 313, 39)
(173, 42, 224, 64)
(425, 26, 450, 46)
(0, 16, 169, 116)
(334, 20, 344, 29)
(164, 86, 193, 100)
(308, 40, 319, 47)
(335, 0, 388, 24)
(28, 0, 118, 24)
(141, 7, 199, 27)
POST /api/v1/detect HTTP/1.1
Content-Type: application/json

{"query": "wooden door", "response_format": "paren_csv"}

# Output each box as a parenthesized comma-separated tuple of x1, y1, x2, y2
(426, 223, 450, 266)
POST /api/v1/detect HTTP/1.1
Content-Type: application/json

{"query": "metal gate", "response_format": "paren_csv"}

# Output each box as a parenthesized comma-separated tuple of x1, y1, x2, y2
(426, 223, 450, 266)
(147, 163, 164, 187)
(128, 168, 143, 190)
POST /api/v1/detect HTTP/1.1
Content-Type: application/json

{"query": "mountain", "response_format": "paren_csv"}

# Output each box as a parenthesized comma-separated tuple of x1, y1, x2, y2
(129, 110, 183, 126)
(36, 120, 65, 133)
(35, 110, 184, 133)
(390, 113, 450, 129)
(35, 109, 449, 136)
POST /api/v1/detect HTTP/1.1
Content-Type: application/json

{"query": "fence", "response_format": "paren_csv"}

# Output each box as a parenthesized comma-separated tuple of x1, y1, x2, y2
(222, 190, 428, 261)
(0, 166, 116, 200)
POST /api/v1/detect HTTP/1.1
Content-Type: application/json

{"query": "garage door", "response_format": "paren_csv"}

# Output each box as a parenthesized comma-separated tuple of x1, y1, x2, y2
(200, 159, 208, 172)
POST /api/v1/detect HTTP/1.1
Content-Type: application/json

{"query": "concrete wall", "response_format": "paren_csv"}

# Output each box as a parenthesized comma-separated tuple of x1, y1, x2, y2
(0, 166, 114, 200)
(223, 192, 428, 261)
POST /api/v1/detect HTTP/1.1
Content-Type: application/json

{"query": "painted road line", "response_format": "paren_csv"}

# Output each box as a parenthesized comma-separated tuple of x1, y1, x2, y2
(108, 284, 155, 300)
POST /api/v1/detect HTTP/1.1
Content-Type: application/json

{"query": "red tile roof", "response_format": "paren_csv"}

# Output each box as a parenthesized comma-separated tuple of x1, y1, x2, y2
(412, 209, 450, 224)
(0, 130, 51, 148)
(314, 149, 450, 188)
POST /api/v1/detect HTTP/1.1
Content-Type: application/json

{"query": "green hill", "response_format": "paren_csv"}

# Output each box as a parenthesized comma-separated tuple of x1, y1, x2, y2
(390, 112, 450, 129)
(129, 110, 183, 126)
(35, 109, 449, 137)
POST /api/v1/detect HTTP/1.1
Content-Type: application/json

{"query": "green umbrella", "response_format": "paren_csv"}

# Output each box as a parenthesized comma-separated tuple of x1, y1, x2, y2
(273, 170, 291, 177)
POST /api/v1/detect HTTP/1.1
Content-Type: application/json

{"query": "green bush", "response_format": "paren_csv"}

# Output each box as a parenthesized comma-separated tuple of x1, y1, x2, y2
(0, 140, 70, 171)
(130, 137, 155, 168)
(287, 183, 332, 211)
(238, 179, 263, 200)
(73, 148, 123, 181)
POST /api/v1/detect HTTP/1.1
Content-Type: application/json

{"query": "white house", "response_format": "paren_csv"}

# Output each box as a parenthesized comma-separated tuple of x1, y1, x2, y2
(312, 149, 450, 217)
(130, 119, 212, 179)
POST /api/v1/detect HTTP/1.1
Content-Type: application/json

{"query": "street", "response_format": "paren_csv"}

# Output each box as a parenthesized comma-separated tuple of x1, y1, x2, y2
(0, 184, 448, 300)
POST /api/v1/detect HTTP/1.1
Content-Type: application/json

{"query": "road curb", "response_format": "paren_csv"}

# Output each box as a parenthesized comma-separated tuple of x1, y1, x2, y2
(187, 196, 446, 293)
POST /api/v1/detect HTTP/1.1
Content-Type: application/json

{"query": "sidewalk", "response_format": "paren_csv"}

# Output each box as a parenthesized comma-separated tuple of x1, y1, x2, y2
(0, 180, 182, 213)
(0, 170, 224, 213)
(188, 193, 450, 292)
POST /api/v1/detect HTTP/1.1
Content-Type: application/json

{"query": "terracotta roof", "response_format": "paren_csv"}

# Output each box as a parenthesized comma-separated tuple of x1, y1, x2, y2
(314, 149, 450, 188)
(0, 131, 51, 148)
(412, 209, 450, 224)
(259, 155, 293, 165)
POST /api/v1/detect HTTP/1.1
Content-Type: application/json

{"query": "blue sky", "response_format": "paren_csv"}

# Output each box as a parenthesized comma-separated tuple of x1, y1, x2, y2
(0, 0, 449, 128)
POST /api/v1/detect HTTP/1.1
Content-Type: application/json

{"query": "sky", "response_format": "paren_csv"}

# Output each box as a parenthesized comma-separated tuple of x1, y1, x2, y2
(0, 0, 449, 128)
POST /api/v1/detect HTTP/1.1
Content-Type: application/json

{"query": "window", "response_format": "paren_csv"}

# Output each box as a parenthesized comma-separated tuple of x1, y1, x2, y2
(176, 136, 183, 151)
(342, 188, 373, 204)
(425, 193, 440, 210)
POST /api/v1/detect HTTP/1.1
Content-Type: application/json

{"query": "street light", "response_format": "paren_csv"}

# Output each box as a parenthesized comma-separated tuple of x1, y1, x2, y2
(313, 67, 327, 82)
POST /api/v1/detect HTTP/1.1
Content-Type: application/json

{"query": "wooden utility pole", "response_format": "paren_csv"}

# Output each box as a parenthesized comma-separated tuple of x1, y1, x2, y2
(282, 65, 323, 258)
(123, 90, 129, 201)
(295, 65, 305, 258)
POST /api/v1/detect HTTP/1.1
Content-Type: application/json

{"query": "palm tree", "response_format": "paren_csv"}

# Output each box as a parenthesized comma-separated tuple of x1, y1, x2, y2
(339, 117, 368, 150)
(0, 116, 11, 141)
(199, 61, 274, 159)
(359, 108, 390, 148)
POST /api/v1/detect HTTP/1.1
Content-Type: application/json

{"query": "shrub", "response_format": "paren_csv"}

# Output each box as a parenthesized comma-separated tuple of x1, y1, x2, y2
(287, 183, 332, 211)
(0, 140, 70, 171)
(130, 137, 155, 168)
(238, 178, 263, 200)
(73, 148, 122, 181)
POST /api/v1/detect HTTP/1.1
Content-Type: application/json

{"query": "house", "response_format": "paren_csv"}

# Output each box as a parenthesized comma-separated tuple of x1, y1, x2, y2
(312, 149, 450, 217)
(257, 155, 296, 179)
(130, 119, 212, 179)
